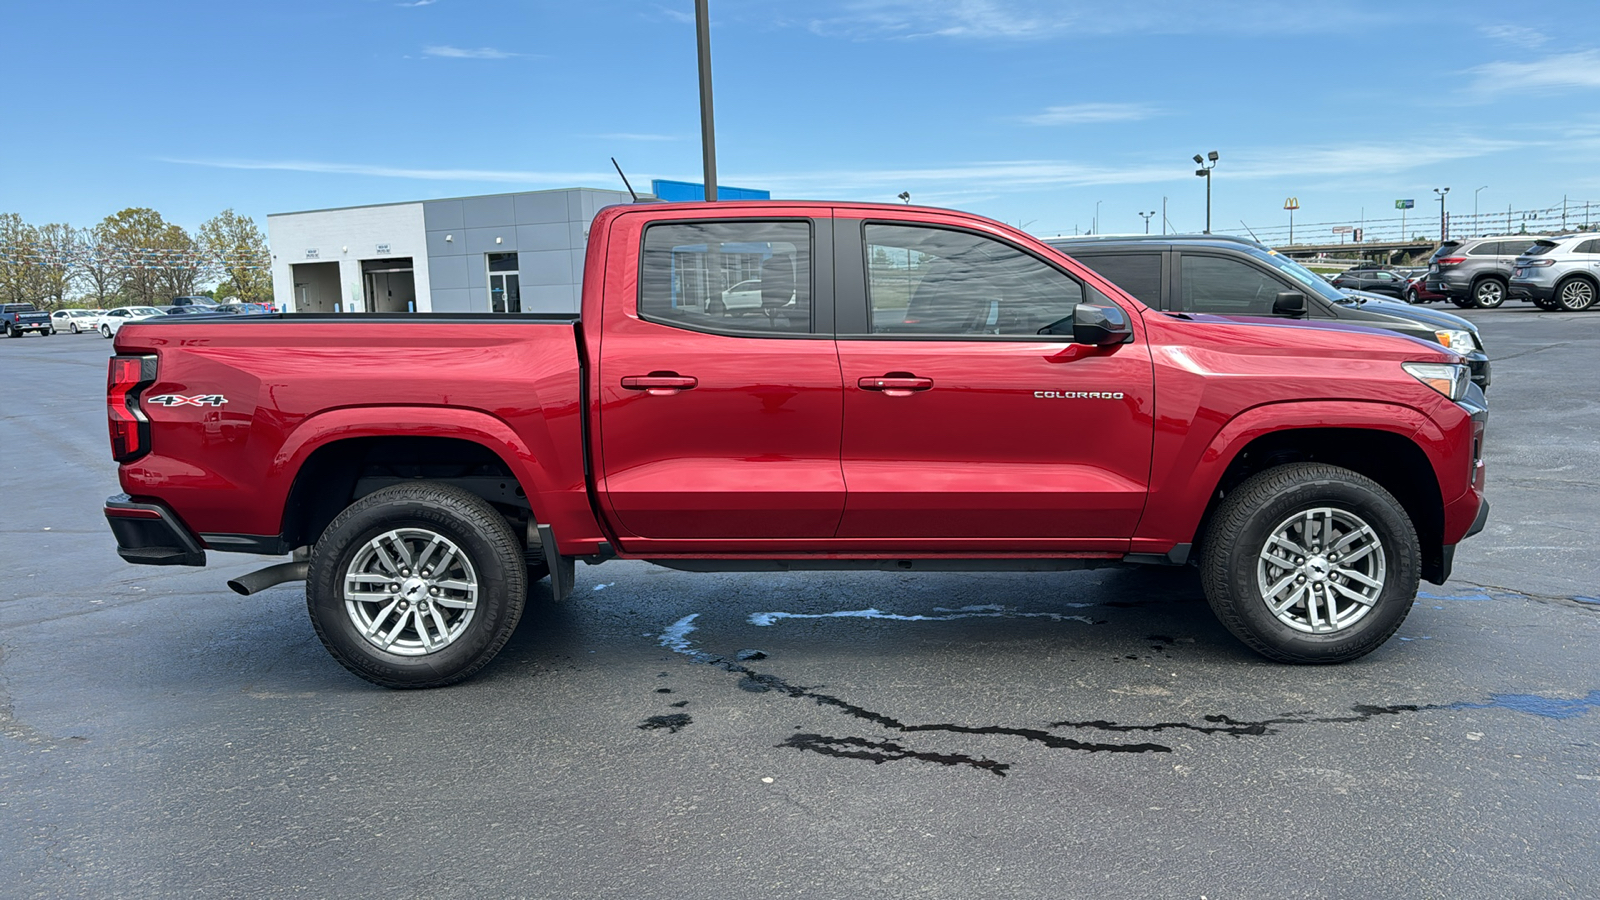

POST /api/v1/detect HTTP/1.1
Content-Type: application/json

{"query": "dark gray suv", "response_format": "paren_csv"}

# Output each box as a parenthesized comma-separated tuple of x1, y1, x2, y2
(1423, 235, 1545, 308)
(1046, 234, 1490, 389)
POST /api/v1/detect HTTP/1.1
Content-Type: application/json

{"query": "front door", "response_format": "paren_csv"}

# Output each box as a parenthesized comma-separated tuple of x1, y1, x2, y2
(834, 219, 1155, 546)
(597, 216, 845, 544)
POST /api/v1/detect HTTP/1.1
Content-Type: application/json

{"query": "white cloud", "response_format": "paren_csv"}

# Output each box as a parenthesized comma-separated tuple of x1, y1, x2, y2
(162, 157, 609, 185)
(802, 0, 1379, 40)
(1469, 50, 1600, 94)
(397, 0, 436, 6)
(1021, 103, 1157, 125)
(422, 44, 516, 59)
(652, 5, 694, 25)
(1479, 24, 1547, 48)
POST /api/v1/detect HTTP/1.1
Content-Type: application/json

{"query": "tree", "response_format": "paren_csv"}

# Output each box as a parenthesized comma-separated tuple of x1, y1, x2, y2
(199, 209, 272, 304)
(0, 213, 40, 305)
(75, 223, 123, 308)
(100, 208, 202, 306)
(31, 223, 75, 310)
(155, 222, 207, 299)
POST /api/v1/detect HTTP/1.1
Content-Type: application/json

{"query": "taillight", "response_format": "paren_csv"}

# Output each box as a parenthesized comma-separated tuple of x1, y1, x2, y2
(108, 355, 157, 462)
(1436, 257, 1467, 266)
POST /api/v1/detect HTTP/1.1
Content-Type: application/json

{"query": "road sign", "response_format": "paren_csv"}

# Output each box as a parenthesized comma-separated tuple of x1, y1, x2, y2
(1332, 226, 1353, 233)
(1284, 197, 1300, 210)
(1353, 228, 1364, 242)
(1396, 199, 1415, 209)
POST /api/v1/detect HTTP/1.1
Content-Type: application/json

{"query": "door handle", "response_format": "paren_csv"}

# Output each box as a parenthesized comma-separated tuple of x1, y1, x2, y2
(622, 373, 698, 396)
(858, 374, 934, 397)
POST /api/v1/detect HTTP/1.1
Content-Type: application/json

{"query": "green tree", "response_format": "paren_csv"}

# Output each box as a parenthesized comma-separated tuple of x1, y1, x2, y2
(199, 209, 272, 304)
(0, 213, 40, 305)
(100, 208, 200, 306)
(32, 223, 75, 310)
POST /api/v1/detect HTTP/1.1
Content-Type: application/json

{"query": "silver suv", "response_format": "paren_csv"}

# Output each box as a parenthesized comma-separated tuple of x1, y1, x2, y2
(1510, 234, 1600, 312)
(1424, 235, 1546, 308)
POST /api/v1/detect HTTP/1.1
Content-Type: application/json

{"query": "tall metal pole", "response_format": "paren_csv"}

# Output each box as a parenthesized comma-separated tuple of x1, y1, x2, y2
(1204, 172, 1212, 234)
(695, 0, 718, 202)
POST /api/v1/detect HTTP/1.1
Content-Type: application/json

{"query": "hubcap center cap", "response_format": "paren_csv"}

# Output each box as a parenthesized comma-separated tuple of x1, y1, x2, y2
(1304, 556, 1331, 582)
(402, 576, 428, 599)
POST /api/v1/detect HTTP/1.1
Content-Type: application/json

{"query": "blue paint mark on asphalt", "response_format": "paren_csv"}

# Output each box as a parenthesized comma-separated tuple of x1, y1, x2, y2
(1573, 596, 1600, 606)
(1416, 590, 1495, 602)
(1453, 691, 1600, 720)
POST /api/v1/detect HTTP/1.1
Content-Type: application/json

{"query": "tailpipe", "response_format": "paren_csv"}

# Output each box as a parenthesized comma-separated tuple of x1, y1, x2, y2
(227, 561, 310, 596)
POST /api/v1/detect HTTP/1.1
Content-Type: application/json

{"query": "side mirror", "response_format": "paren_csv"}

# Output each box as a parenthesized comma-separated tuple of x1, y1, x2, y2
(1273, 291, 1308, 318)
(1038, 304, 1132, 345)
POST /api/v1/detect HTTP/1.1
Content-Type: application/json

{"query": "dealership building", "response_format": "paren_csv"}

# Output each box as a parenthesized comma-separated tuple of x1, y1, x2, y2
(266, 181, 769, 315)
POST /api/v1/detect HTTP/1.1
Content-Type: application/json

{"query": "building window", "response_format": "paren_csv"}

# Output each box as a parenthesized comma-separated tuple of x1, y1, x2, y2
(488, 253, 520, 313)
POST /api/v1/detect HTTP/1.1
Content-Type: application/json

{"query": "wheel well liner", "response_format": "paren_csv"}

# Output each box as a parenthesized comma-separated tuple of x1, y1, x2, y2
(1194, 428, 1446, 582)
(281, 436, 530, 551)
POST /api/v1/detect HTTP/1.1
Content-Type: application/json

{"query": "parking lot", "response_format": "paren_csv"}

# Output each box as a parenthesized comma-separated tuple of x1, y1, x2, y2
(2, 309, 1597, 899)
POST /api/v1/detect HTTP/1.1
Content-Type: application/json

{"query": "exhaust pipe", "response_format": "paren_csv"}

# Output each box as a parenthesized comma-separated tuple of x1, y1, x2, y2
(227, 561, 310, 596)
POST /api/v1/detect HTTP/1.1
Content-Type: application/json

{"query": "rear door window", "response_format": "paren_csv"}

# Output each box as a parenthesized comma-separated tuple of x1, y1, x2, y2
(638, 220, 813, 335)
(1070, 253, 1163, 306)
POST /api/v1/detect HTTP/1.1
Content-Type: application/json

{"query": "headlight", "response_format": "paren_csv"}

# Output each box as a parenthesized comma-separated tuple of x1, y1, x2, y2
(1433, 329, 1476, 353)
(1402, 362, 1471, 401)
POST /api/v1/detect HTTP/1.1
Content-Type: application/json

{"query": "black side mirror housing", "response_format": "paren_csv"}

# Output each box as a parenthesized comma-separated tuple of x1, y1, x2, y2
(1037, 304, 1132, 345)
(1273, 291, 1308, 317)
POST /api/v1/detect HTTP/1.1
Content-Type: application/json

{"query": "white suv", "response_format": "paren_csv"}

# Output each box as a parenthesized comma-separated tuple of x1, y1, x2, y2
(1510, 235, 1600, 312)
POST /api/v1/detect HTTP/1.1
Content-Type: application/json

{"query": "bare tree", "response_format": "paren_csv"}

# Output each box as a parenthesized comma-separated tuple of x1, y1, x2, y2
(0, 213, 41, 305)
(75, 223, 123, 308)
(101, 208, 175, 306)
(31, 223, 75, 310)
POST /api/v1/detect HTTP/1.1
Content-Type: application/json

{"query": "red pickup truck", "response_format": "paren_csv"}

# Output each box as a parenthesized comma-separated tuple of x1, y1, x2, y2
(104, 201, 1489, 688)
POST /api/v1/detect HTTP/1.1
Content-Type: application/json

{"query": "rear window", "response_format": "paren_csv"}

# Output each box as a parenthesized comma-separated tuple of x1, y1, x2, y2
(1524, 240, 1561, 258)
(1430, 242, 1462, 260)
(1070, 253, 1162, 306)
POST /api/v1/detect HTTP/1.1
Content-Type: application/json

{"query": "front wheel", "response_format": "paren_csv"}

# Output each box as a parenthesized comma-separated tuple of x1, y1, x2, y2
(70, 322, 80, 333)
(307, 481, 528, 688)
(4, 324, 15, 338)
(1200, 463, 1419, 664)
(1556, 277, 1596, 312)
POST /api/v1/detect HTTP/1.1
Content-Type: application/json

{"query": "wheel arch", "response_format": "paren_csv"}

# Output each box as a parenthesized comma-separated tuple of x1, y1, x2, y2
(1192, 426, 1446, 583)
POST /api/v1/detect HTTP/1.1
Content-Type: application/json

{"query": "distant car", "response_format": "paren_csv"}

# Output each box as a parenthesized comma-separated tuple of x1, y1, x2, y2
(169, 295, 220, 308)
(221, 302, 273, 315)
(161, 305, 221, 317)
(1510, 234, 1600, 312)
(2, 303, 53, 337)
(1330, 268, 1407, 297)
(98, 306, 167, 338)
(51, 309, 102, 333)
(1424, 235, 1547, 308)
(1403, 271, 1445, 304)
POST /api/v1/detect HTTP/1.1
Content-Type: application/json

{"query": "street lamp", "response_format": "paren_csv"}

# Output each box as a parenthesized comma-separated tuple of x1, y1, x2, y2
(1194, 150, 1219, 234)
(1138, 210, 1155, 234)
(897, 191, 911, 205)
(1474, 185, 1488, 233)
(1434, 187, 1451, 242)
(694, 0, 718, 201)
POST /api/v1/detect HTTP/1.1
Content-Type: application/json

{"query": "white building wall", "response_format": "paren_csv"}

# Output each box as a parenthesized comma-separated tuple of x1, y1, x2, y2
(267, 203, 431, 312)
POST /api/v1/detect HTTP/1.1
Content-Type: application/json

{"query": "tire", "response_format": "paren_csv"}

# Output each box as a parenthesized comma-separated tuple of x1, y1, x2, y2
(70, 323, 80, 334)
(1200, 463, 1419, 664)
(4, 324, 15, 338)
(1472, 278, 1506, 309)
(1450, 296, 1472, 308)
(101, 325, 111, 338)
(1404, 289, 1419, 304)
(306, 481, 528, 689)
(1555, 277, 1597, 312)
(1535, 296, 1560, 311)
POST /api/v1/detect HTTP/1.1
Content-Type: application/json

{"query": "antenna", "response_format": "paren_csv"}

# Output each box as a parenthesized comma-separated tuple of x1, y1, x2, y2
(610, 157, 639, 202)
(1238, 219, 1261, 241)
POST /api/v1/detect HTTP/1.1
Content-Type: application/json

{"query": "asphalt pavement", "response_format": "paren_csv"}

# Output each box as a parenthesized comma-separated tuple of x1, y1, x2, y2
(1, 310, 1596, 899)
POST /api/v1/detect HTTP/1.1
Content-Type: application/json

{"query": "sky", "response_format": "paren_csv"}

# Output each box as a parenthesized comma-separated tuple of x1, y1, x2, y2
(4, 0, 1600, 244)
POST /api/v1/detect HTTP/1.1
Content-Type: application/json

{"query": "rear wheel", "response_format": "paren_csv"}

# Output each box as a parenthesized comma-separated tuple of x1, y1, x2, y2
(1200, 463, 1419, 664)
(307, 481, 527, 688)
(1556, 277, 1596, 312)
(4, 324, 16, 338)
(1472, 278, 1507, 309)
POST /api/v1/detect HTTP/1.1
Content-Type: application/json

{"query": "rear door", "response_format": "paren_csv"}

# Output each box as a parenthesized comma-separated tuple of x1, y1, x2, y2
(596, 213, 846, 543)
(832, 215, 1154, 546)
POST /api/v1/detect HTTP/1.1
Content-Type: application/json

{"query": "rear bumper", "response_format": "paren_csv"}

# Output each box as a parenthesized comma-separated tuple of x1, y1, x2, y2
(104, 493, 207, 566)
(1508, 281, 1555, 301)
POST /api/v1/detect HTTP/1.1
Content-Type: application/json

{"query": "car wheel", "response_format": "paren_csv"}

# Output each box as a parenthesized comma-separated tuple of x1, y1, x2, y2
(1472, 278, 1506, 309)
(1555, 277, 1597, 312)
(1404, 289, 1419, 304)
(306, 481, 528, 689)
(4, 324, 16, 338)
(101, 325, 112, 338)
(70, 322, 80, 334)
(1200, 463, 1419, 664)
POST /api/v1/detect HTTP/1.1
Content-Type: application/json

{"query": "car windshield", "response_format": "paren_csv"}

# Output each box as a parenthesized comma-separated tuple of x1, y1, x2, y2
(132, 307, 164, 316)
(1239, 246, 1347, 303)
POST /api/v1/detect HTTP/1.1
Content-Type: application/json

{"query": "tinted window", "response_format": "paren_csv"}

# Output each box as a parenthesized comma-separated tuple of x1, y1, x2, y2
(1430, 241, 1463, 261)
(639, 221, 812, 335)
(1575, 239, 1600, 255)
(1466, 241, 1499, 256)
(1180, 255, 1290, 315)
(865, 224, 1083, 335)
(1072, 253, 1162, 305)
(1524, 240, 1560, 257)
(1500, 239, 1538, 256)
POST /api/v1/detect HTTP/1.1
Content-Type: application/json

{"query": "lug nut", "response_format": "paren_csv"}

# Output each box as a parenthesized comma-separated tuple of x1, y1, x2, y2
(429, 587, 440, 596)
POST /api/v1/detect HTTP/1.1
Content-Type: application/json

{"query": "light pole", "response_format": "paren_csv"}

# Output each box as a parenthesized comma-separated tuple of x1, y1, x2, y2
(1474, 185, 1487, 234)
(694, 0, 718, 201)
(1434, 187, 1450, 242)
(1194, 151, 1219, 234)
(897, 191, 911, 205)
(1093, 200, 1102, 235)
(1138, 210, 1155, 234)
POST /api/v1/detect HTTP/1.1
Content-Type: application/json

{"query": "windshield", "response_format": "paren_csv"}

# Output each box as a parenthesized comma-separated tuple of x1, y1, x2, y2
(132, 307, 165, 316)
(1239, 246, 1347, 303)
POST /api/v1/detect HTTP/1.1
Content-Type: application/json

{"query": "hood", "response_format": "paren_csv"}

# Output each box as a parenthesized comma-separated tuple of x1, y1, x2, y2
(1336, 290, 1478, 333)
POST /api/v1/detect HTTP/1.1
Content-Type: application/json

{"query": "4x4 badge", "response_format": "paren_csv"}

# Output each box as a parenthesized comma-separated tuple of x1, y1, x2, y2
(148, 394, 228, 407)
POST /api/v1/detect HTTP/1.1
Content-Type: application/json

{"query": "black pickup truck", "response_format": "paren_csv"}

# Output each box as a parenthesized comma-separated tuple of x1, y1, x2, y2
(2, 304, 53, 337)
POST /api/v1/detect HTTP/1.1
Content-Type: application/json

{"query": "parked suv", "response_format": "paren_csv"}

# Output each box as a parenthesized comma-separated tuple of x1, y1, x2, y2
(1424, 235, 1545, 308)
(1509, 234, 1600, 312)
(1330, 267, 1407, 297)
(1046, 234, 1490, 388)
